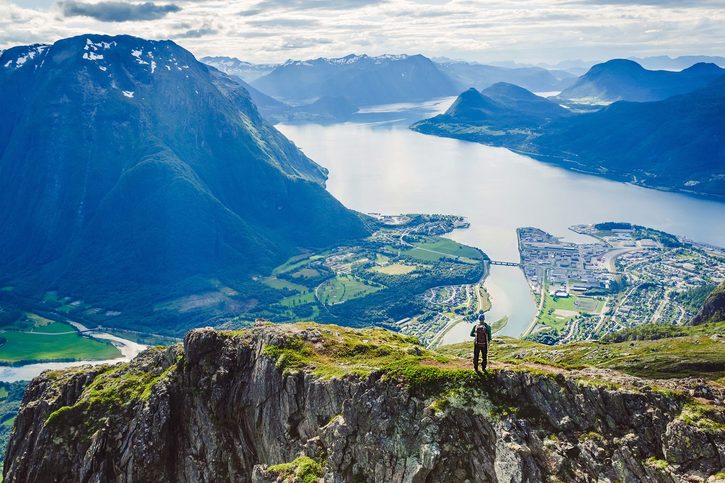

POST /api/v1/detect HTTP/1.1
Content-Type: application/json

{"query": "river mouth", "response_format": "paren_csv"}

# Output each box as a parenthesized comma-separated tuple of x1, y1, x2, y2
(277, 99, 725, 344)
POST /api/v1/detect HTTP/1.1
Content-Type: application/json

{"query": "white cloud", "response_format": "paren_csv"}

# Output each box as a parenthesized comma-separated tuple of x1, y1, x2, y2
(0, 0, 722, 64)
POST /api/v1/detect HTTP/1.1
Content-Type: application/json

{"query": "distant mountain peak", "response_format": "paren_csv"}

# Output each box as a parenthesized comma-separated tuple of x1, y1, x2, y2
(438, 83, 568, 123)
(681, 62, 722, 74)
(593, 58, 644, 70)
(200, 56, 276, 83)
(201, 56, 256, 68)
(1, 34, 199, 92)
(559, 57, 724, 103)
(254, 52, 457, 106)
(483, 82, 537, 96)
(280, 53, 413, 67)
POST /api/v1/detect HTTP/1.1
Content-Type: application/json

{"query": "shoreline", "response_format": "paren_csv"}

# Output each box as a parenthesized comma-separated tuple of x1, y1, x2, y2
(428, 260, 492, 348)
(0, 320, 147, 382)
(410, 126, 725, 204)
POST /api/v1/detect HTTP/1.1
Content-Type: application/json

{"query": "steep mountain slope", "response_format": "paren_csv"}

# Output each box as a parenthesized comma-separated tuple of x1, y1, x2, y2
(537, 76, 725, 196)
(203, 63, 358, 124)
(439, 83, 570, 125)
(559, 59, 724, 103)
(252, 54, 459, 106)
(482, 82, 571, 119)
(4, 322, 724, 482)
(0, 35, 369, 329)
(412, 83, 571, 145)
(692, 282, 725, 325)
(205, 64, 292, 121)
(436, 60, 576, 92)
(440, 87, 508, 121)
(413, 77, 725, 198)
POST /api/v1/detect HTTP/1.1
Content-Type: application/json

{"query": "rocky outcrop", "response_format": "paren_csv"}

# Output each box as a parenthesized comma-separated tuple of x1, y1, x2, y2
(3, 324, 724, 482)
(692, 282, 725, 326)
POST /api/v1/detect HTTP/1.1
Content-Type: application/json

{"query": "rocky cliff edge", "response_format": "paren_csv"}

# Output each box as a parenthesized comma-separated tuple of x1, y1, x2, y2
(3, 322, 724, 482)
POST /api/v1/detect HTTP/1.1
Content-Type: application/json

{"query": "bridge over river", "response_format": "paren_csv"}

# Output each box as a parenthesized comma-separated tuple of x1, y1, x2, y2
(489, 260, 520, 267)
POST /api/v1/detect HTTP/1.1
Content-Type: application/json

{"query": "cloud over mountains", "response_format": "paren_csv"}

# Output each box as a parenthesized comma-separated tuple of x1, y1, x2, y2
(60, 1, 181, 22)
(0, 0, 723, 64)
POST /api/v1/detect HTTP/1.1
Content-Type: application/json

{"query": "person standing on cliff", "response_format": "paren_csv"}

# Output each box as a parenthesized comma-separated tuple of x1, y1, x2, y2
(470, 313, 492, 373)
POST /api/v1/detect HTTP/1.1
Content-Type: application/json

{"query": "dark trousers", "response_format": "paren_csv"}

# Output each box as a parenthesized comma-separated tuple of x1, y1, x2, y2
(473, 343, 488, 371)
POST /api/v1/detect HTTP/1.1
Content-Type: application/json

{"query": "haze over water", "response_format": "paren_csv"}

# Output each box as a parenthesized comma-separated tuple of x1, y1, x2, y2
(278, 108, 725, 342)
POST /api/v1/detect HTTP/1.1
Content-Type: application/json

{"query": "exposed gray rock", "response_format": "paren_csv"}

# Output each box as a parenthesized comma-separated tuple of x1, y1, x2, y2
(3, 325, 723, 482)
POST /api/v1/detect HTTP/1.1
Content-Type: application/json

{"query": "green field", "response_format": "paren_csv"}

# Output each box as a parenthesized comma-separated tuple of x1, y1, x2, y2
(26, 321, 75, 334)
(272, 254, 312, 276)
(538, 293, 578, 330)
(272, 252, 327, 276)
(405, 238, 482, 264)
(279, 291, 317, 307)
(290, 268, 322, 279)
(372, 263, 417, 275)
(575, 297, 604, 313)
(375, 254, 390, 265)
(0, 320, 121, 364)
(538, 291, 603, 331)
(548, 293, 577, 311)
(262, 276, 307, 293)
(318, 275, 383, 305)
(57, 304, 77, 314)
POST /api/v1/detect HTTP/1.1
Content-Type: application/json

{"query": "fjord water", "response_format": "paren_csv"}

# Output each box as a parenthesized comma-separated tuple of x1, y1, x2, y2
(278, 107, 725, 343)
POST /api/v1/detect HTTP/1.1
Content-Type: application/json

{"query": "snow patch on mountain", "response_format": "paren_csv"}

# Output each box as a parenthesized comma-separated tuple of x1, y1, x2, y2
(3, 44, 48, 69)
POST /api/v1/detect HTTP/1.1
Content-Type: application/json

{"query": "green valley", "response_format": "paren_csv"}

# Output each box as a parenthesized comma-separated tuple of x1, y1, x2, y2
(0, 311, 121, 365)
(233, 214, 487, 330)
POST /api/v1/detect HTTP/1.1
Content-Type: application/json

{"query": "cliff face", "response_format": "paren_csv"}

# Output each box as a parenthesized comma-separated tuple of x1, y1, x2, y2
(692, 282, 725, 326)
(4, 324, 724, 482)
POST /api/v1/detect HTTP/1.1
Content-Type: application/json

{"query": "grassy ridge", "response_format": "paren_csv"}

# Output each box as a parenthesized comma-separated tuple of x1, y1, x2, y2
(246, 324, 479, 397)
(439, 321, 725, 382)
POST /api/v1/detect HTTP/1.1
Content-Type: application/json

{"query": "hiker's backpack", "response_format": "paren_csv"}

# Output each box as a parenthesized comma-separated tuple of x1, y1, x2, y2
(475, 324, 489, 346)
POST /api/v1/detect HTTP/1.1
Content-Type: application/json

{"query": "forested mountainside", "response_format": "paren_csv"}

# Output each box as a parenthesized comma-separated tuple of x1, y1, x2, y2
(558, 59, 724, 103)
(0, 35, 369, 332)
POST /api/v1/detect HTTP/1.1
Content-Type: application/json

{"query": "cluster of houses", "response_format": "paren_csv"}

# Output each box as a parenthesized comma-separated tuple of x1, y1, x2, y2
(518, 227, 614, 296)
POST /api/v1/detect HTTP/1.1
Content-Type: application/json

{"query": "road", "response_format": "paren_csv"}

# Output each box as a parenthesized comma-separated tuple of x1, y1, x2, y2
(651, 288, 672, 323)
(522, 269, 547, 338)
(601, 247, 642, 273)
(593, 297, 611, 333)
(427, 315, 465, 348)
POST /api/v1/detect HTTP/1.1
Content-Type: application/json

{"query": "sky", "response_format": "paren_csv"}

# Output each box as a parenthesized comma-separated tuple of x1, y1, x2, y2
(1, 0, 724, 65)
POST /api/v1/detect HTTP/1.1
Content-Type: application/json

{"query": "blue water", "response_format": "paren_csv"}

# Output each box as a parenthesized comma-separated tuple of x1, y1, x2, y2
(278, 105, 725, 341)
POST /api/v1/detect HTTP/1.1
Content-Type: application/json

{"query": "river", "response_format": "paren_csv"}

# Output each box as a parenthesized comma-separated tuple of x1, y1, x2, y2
(277, 99, 725, 344)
